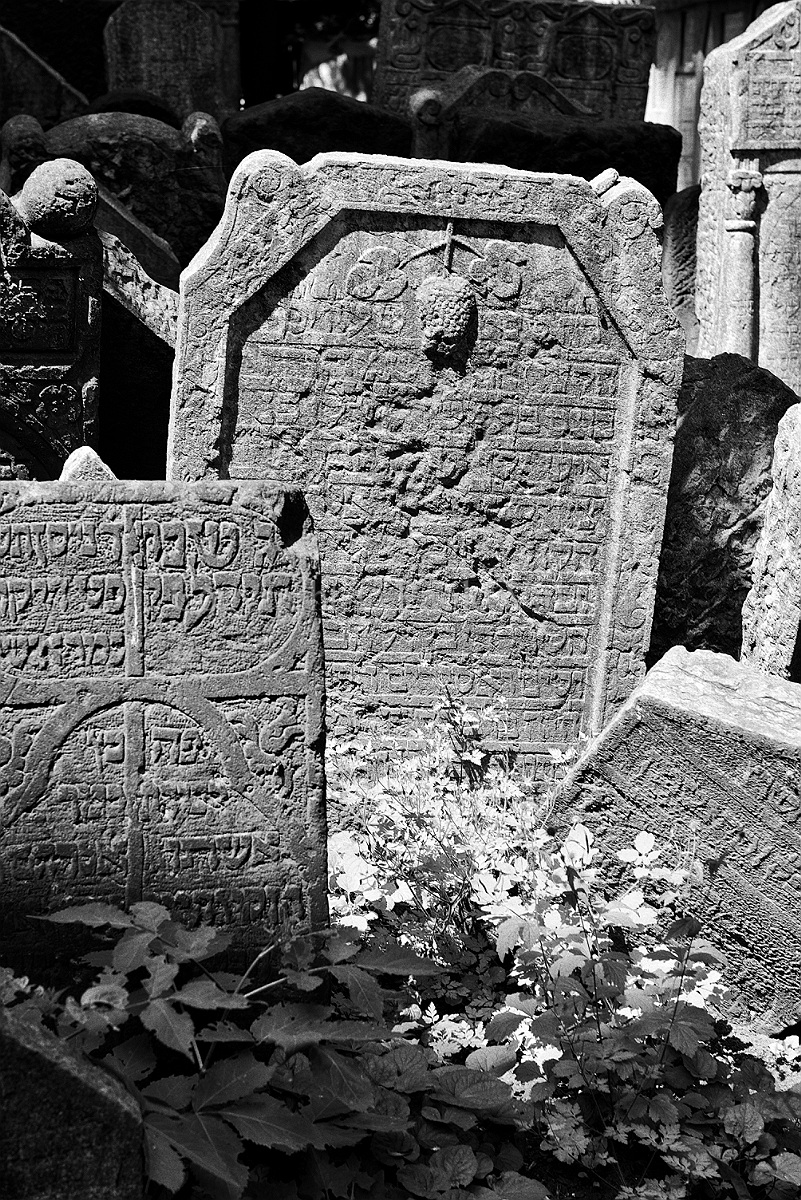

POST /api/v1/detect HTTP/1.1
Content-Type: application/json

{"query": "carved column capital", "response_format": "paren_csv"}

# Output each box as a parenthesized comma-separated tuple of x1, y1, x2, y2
(726, 168, 764, 225)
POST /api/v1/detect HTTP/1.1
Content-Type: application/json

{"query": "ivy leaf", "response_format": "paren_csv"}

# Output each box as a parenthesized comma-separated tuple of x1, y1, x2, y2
(146, 1111, 247, 1200)
(141, 999, 196, 1061)
(724, 1102, 764, 1145)
(41, 903, 133, 928)
(331, 965, 385, 1020)
(194, 1052, 273, 1110)
(144, 1119, 187, 1193)
(355, 946, 442, 977)
(220, 1096, 321, 1151)
(142, 1075, 196, 1112)
(174, 980, 250, 1010)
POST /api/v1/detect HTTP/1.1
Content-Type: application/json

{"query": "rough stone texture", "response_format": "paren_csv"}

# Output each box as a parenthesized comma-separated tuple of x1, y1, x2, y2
(697, 1, 801, 393)
(0, 167, 102, 481)
(0, 480, 326, 975)
(95, 185, 180, 292)
(222, 89, 412, 178)
(662, 184, 700, 355)
(168, 152, 682, 769)
(649, 354, 798, 664)
(0, 1007, 143, 1200)
(451, 113, 682, 210)
(100, 230, 178, 348)
(0, 114, 50, 197)
(0, 24, 87, 131)
(44, 111, 227, 267)
(60, 445, 117, 481)
(104, 0, 231, 121)
(554, 646, 801, 1027)
(741, 404, 801, 676)
(374, 0, 657, 121)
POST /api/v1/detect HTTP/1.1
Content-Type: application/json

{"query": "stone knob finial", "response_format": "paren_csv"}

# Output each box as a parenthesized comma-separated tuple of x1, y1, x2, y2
(16, 159, 98, 241)
(59, 447, 117, 481)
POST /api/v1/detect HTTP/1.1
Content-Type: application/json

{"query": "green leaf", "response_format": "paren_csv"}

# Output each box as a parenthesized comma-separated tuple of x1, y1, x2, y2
(495, 918, 525, 960)
(174, 980, 250, 1010)
(143, 1075, 196, 1112)
(130, 901, 173, 932)
(668, 1023, 699, 1057)
(724, 1102, 764, 1146)
(465, 1045, 517, 1075)
(355, 946, 442, 976)
(429, 1145, 478, 1186)
(324, 933, 361, 964)
(144, 1120, 187, 1193)
(771, 1152, 801, 1185)
(284, 969, 326, 992)
(145, 955, 180, 999)
(486, 1011, 526, 1043)
(113, 931, 155, 974)
(494, 1170, 551, 1200)
(307, 1046, 376, 1112)
(397, 1163, 451, 1199)
(146, 1111, 247, 1200)
(220, 1096, 321, 1151)
(649, 1094, 679, 1126)
(41, 903, 133, 928)
(331, 965, 384, 1021)
(429, 1067, 514, 1114)
(194, 1052, 273, 1110)
(251, 1005, 389, 1051)
(101, 1033, 156, 1084)
(141, 999, 196, 1061)
(196, 1022, 254, 1043)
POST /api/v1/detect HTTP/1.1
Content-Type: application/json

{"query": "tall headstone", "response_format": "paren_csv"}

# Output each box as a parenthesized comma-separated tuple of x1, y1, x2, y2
(373, 0, 657, 121)
(697, 1, 801, 395)
(0, 159, 101, 480)
(0, 480, 326, 973)
(554, 646, 801, 1027)
(104, 0, 231, 122)
(741, 403, 801, 676)
(168, 152, 683, 768)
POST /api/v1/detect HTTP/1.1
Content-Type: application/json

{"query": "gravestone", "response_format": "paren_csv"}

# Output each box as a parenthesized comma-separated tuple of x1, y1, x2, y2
(661, 184, 699, 354)
(168, 151, 683, 769)
(104, 0, 230, 121)
(373, 0, 657, 121)
(0, 159, 101, 481)
(554, 646, 801, 1027)
(0, 1008, 143, 1200)
(697, 0, 801, 394)
(741, 403, 801, 676)
(0, 479, 326, 974)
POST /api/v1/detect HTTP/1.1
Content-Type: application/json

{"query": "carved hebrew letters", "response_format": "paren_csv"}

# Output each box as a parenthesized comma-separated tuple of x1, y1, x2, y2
(0, 481, 326, 970)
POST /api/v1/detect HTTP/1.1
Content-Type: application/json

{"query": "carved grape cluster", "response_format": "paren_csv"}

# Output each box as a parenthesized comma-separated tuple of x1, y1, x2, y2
(417, 273, 476, 357)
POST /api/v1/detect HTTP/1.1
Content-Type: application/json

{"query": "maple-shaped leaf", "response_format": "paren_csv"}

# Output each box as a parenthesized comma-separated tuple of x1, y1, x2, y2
(174, 980, 250, 1010)
(219, 1095, 320, 1151)
(144, 1120, 186, 1193)
(194, 1051, 273, 1110)
(355, 946, 442, 976)
(41, 903, 133, 928)
(141, 999, 196, 1061)
(331, 964, 384, 1020)
(142, 1075, 196, 1112)
(146, 1111, 247, 1200)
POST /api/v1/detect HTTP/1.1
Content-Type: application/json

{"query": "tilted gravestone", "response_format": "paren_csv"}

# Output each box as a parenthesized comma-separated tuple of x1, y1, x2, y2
(0, 159, 101, 481)
(104, 0, 231, 121)
(697, 0, 801, 394)
(168, 151, 683, 769)
(554, 646, 801, 1027)
(0, 478, 326, 974)
(373, 0, 656, 121)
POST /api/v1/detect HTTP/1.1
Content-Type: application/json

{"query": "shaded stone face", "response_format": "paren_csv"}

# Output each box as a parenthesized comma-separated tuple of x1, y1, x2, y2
(0, 481, 326, 975)
(168, 152, 682, 771)
(373, 0, 656, 121)
(554, 646, 801, 1027)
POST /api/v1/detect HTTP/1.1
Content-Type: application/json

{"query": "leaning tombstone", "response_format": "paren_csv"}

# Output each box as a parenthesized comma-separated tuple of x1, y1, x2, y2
(104, 0, 231, 121)
(741, 403, 801, 676)
(168, 151, 683, 771)
(697, 0, 801, 394)
(553, 645, 801, 1027)
(0, 474, 326, 977)
(373, 0, 657, 121)
(0, 158, 101, 480)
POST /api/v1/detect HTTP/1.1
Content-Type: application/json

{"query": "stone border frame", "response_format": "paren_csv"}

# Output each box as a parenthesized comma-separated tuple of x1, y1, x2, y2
(168, 151, 683, 737)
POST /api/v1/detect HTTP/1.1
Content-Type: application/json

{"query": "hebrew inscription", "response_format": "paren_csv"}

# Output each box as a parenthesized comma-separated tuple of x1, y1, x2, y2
(168, 153, 682, 771)
(0, 481, 326, 969)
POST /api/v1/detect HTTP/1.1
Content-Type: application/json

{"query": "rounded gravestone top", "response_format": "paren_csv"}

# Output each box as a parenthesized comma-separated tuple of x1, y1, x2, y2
(17, 158, 98, 240)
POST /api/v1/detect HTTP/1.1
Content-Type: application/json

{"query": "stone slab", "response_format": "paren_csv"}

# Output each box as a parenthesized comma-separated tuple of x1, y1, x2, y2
(742, 403, 801, 676)
(373, 0, 657, 121)
(554, 645, 801, 1026)
(0, 480, 326, 974)
(0, 1008, 143, 1200)
(168, 151, 682, 769)
(0, 25, 87, 130)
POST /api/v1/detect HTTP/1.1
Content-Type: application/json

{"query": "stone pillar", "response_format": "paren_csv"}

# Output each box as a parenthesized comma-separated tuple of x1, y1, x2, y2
(724, 165, 762, 358)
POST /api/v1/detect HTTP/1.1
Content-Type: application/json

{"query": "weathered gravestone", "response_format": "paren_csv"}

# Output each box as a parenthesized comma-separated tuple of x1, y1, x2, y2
(554, 645, 801, 1027)
(741, 403, 801, 677)
(104, 0, 232, 121)
(697, 0, 801, 395)
(168, 151, 683, 769)
(0, 478, 326, 974)
(373, 0, 657, 122)
(0, 158, 101, 481)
